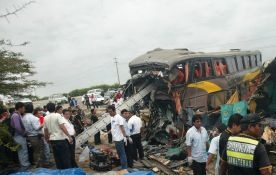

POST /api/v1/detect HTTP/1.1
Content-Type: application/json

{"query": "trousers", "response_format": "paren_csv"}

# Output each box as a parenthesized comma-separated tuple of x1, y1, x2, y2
(114, 140, 127, 169)
(192, 160, 206, 175)
(50, 140, 72, 169)
(13, 135, 30, 168)
(131, 133, 144, 160)
(28, 135, 43, 166)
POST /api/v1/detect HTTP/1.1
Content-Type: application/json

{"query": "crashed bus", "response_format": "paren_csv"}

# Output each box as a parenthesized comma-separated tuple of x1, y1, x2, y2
(76, 48, 276, 147)
(124, 48, 266, 143)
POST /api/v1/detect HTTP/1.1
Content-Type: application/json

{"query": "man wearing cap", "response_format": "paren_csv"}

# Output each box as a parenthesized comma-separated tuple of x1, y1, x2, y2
(220, 114, 272, 175)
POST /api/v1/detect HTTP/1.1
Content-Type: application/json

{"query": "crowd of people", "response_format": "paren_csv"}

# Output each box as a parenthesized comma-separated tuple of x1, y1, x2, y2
(186, 113, 273, 175)
(0, 101, 144, 172)
(0, 101, 91, 171)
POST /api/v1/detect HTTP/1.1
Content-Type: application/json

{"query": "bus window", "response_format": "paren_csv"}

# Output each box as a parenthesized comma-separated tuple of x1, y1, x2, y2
(226, 57, 237, 73)
(235, 56, 244, 71)
(172, 62, 190, 84)
(194, 62, 202, 79)
(213, 59, 228, 76)
(243, 56, 250, 69)
(256, 54, 262, 66)
(204, 61, 213, 77)
(250, 55, 257, 67)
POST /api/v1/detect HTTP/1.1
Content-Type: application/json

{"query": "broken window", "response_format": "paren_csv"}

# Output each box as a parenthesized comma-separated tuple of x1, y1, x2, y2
(171, 62, 190, 84)
(213, 59, 228, 76)
(194, 62, 202, 79)
(192, 59, 214, 81)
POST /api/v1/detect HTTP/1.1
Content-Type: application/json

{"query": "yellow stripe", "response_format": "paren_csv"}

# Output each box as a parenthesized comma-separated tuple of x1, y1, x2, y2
(228, 136, 258, 145)
(227, 150, 254, 160)
(243, 69, 261, 82)
(187, 81, 222, 93)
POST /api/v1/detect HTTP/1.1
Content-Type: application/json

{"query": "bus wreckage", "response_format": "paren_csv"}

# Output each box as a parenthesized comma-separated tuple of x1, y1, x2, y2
(124, 48, 276, 144)
(76, 48, 276, 149)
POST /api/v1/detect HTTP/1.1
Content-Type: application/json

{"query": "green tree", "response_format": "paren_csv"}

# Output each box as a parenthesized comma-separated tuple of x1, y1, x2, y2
(0, 40, 46, 95)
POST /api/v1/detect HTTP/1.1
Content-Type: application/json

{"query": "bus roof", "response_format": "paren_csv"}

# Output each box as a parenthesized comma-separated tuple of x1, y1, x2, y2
(129, 48, 261, 69)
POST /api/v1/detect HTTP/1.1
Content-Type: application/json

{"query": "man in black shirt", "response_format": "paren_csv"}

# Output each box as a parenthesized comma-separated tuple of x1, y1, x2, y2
(90, 109, 101, 145)
(220, 114, 272, 175)
(219, 113, 243, 157)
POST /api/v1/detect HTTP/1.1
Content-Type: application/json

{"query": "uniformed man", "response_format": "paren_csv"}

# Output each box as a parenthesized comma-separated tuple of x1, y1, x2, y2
(220, 113, 272, 175)
(219, 113, 243, 157)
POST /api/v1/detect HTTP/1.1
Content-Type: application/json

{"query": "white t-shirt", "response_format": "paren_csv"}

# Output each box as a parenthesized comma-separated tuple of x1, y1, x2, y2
(64, 118, 75, 136)
(44, 113, 67, 140)
(185, 126, 209, 163)
(208, 134, 221, 175)
(128, 115, 142, 135)
(111, 114, 125, 141)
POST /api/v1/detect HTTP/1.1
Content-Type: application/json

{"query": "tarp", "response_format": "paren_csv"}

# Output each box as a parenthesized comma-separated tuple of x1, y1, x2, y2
(126, 171, 155, 175)
(221, 104, 233, 125)
(221, 100, 248, 125)
(11, 168, 85, 175)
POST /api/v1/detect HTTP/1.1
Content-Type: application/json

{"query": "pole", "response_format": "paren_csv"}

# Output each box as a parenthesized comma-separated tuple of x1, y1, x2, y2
(114, 57, 121, 85)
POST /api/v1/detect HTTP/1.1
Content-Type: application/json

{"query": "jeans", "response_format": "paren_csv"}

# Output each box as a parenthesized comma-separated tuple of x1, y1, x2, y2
(13, 135, 30, 168)
(43, 138, 50, 163)
(50, 140, 72, 169)
(114, 140, 127, 169)
(131, 133, 144, 160)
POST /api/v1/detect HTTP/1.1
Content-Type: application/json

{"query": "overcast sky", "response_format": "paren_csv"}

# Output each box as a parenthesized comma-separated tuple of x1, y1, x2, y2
(1, 0, 276, 97)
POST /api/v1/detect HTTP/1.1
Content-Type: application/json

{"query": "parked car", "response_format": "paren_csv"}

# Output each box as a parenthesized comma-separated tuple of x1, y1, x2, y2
(95, 94, 104, 105)
(49, 94, 67, 104)
(18, 98, 32, 103)
(104, 90, 116, 101)
(87, 89, 103, 96)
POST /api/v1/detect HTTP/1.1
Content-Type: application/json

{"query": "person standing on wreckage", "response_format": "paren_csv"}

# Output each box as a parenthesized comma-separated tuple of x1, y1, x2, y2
(185, 114, 209, 175)
(106, 105, 128, 170)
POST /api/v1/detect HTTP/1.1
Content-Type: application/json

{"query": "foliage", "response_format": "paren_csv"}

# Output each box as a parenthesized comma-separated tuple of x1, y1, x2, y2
(68, 83, 120, 97)
(0, 40, 46, 95)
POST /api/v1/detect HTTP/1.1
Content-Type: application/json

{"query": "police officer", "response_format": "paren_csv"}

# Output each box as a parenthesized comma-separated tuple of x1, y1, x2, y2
(220, 113, 272, 175)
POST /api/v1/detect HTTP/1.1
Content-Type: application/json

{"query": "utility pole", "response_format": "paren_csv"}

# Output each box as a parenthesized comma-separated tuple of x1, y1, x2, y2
(114, 57, 121, 85)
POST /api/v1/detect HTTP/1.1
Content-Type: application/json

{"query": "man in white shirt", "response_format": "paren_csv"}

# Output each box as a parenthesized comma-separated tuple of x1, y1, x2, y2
(44, 102, 73, 169)
(107, 105, 128, 170)
(206, 124, 226, 175)
(22, 103, 43, 167)
(128, 110, 144, 160)
(186, 114, 209, 175)
(121, 109, 134, 168)
(62, 109, 78, 168)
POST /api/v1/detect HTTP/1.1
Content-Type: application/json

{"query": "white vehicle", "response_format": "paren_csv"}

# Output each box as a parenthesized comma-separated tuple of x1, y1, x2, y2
(95, 94, 104, 105)
(87, 89, 103, 96)
(49, 94, 67, 104)
(104, 90, 116, 101)
(18, 98, 32, 103)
